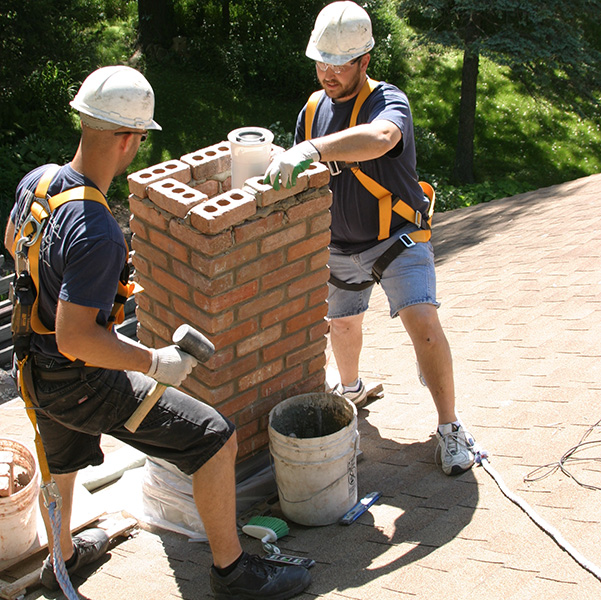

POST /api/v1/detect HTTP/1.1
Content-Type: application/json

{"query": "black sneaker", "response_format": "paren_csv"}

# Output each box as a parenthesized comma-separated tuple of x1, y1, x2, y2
(210, 552, 311, 599)
(40, 528, 110, 590)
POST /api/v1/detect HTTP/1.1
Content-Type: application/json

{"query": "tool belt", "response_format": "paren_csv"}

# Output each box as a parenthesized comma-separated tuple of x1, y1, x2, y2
(304, 78, 436, 292)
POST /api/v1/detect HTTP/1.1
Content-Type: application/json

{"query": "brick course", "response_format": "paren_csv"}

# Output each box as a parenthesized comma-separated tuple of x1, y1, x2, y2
(128, 140, 332, 461)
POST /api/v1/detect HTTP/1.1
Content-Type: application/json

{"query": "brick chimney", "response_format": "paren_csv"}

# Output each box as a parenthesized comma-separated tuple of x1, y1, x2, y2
(127, 141, 332, 460)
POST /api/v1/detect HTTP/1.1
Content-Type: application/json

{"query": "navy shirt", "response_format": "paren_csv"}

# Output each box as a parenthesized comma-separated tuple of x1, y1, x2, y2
(10, 164, 127, 363)
(295, 80, 429, 254)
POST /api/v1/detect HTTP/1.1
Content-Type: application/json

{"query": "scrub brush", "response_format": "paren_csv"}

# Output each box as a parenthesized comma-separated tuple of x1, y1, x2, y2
(242, 516, 289, 554)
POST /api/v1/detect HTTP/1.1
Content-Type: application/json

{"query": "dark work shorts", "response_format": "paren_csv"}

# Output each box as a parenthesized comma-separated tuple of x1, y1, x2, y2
(27, 363, 235, 476)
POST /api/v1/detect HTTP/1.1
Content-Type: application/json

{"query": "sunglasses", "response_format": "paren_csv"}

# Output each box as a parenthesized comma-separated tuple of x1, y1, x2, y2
(315, 57, 361, 74)
(114, 131, 148, 142)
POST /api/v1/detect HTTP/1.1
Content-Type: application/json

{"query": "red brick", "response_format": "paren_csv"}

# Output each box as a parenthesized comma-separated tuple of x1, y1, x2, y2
(237, 430, 269, 460)
(183, 376, 235, 406)
(193, 280, 258, 314)
(132, 238, 169, 270)
(309, 319, 330, 342)
(260, 222, 306, 254)
(287, 231, 331, 262)
(170, 219, 233, 257)
(309, 285, 329, 307)
(262, 331, 305, 363)
(308, 353, 327, 375)
(128, 160, 191, 198)
(147, 178, 208, 218)
(192, 242, 258, 279)
(244, 167, 311, 207)
(134, 275, 171, 307)
(239, 360, 283, 391)
(151, 265, 191, 300)
(234, 212, 284, 244)
(181, 142, 231, 180)
(203, 354, 259, 388)
(260, 365, 304, 399)
(171, 260, 234, 296)
(236, 251, 284, 285)
(286, 338, 327, 368)
(287, 190, 332, 223)
(193, 179, 220, 198)
(310, 248, 330, 271)
(261, 297, 306, 328)
(131, 252, 150, 278)
(129, 195, 169, 232)
(190, 189, 257, 235)
(236, 421, 259, 443)
(238, 289, 285, 321)
(218, 389, 259, 419)
(288, 268, 330, 298)
(310, 212, 332, 234)
(306, 160, 331, 188)
(148, 229, 190, 263)
(137, 309, 171, 342)
(172, 297, 234, 334)
(129, 215, 148, 240)
(211, 319, 258, 351)
(237, 324, 282, 357)
(261, 261, 306, 292)
(286, 304, 328, 334)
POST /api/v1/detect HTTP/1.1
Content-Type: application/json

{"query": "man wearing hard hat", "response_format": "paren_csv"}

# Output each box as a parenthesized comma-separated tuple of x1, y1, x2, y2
(265, 1, 477, 476)
(5, 66, 311, 599)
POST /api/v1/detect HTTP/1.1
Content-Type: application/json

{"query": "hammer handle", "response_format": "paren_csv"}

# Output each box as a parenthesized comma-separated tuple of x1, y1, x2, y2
(124, 381, 167, 433)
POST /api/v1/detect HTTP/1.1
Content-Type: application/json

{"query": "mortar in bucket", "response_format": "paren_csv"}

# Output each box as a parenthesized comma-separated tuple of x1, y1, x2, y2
(0, 439, 40, 561)
(268, 393, 358, 526)
(227, 126, 274, 190)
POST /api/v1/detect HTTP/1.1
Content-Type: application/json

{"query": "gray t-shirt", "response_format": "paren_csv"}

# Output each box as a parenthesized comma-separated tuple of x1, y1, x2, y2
(296, 80, 429, 253)
(10, 163, 126, 363)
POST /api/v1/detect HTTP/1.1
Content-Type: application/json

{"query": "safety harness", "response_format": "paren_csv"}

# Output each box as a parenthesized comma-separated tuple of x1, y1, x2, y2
(305, 77, 435, 290)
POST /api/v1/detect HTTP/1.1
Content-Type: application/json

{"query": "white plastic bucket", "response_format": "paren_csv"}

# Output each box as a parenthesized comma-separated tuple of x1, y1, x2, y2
(0, 439, 40, 561)
(268, 393, 358, 526)
(227, 126, 274, 189)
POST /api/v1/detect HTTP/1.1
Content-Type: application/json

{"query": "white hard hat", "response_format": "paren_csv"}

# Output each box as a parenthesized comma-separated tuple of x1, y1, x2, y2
(306, 1, 375, 66)
(70, 66, 162, 131)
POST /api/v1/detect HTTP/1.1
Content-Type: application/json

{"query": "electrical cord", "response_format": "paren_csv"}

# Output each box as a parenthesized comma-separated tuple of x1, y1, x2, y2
(524, 418, 601, 491)
(474, 447, 601, 583)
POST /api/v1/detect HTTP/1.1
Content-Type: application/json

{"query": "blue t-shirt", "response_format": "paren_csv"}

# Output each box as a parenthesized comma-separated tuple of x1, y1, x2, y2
(295, 80, 429, 253)
(10, 163, 127, 363)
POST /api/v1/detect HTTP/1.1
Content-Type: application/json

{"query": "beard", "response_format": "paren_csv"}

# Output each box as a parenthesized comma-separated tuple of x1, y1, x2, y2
(319, 67, 364, 102)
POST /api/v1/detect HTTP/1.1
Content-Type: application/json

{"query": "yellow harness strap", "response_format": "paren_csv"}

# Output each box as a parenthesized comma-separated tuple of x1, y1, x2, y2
(305, 77, 435, 241)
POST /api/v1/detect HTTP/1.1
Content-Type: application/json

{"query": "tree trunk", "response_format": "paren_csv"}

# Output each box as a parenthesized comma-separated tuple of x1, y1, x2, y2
(452, 47, 479, 184)
(222, 0, 230, 39)
(138, 0, 176, 51)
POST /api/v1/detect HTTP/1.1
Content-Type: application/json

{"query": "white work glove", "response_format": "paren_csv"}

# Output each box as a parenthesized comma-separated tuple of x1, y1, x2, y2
(263, 141, 320, 190)
(146, 345, 198, 387)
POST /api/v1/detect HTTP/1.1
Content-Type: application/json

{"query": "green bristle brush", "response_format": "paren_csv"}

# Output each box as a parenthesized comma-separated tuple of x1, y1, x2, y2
(241, 516, 289, 553)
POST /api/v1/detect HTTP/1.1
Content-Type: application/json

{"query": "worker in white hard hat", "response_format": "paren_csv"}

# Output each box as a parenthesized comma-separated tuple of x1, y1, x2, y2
(264, 1, 478, 476)
(5, 66, 311, 599)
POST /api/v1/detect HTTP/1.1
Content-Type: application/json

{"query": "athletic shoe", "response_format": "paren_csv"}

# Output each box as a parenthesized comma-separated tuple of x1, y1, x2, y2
(40, 528, 110, 590)
(210, 552, 311, 599)
(436, 423, 475, 475)
(333, 379, 368, 409)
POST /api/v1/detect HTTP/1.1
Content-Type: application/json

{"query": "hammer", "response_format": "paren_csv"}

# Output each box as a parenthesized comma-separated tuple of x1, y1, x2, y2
(124, 324, 215, 433)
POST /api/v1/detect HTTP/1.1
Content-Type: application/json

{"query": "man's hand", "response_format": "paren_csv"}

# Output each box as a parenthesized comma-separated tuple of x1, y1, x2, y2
(146, 345, 198, 387)
(263, 141, 320, 190)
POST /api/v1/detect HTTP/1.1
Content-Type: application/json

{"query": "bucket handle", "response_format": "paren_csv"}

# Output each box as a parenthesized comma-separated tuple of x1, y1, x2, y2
(269, 436, 359, 505)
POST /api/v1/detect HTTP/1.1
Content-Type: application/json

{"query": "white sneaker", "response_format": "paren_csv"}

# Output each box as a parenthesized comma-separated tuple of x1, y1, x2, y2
(333, 379, 368, 409)
(436, 423, 475, 475)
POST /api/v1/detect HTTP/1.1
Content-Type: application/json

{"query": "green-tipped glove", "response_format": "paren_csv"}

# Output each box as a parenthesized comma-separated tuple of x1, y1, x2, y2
(263, 141, 320, 190)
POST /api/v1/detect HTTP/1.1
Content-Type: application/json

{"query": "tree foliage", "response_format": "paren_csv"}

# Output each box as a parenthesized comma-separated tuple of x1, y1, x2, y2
(398, 0, 601, 183)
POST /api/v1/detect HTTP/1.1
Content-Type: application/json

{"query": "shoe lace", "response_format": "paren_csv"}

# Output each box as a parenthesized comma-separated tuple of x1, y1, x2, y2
(244, 554, 278, 580)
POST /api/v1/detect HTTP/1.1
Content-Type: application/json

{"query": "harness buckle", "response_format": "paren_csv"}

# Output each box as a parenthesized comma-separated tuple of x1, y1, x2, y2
(399, 233, 416, 248)
(414, 211, 422, 228)
(326, 161, 343, 176)
(41, 480, 62, 509)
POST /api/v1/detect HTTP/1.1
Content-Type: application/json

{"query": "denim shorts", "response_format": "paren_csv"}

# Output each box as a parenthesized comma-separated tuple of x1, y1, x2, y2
(327, 223, 440, 319)
(28, 363, 235, 476)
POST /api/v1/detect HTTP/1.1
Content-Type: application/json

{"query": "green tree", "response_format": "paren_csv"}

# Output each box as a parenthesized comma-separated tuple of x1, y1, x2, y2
(398, 0, 601, 183)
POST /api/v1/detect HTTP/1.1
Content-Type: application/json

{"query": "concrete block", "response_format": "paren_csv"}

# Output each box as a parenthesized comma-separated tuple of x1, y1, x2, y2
(189, 189, 257, 235)
(147, 178, 208, 218)
(181, 142, 231, 180)
(127, 160, 191, 198)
